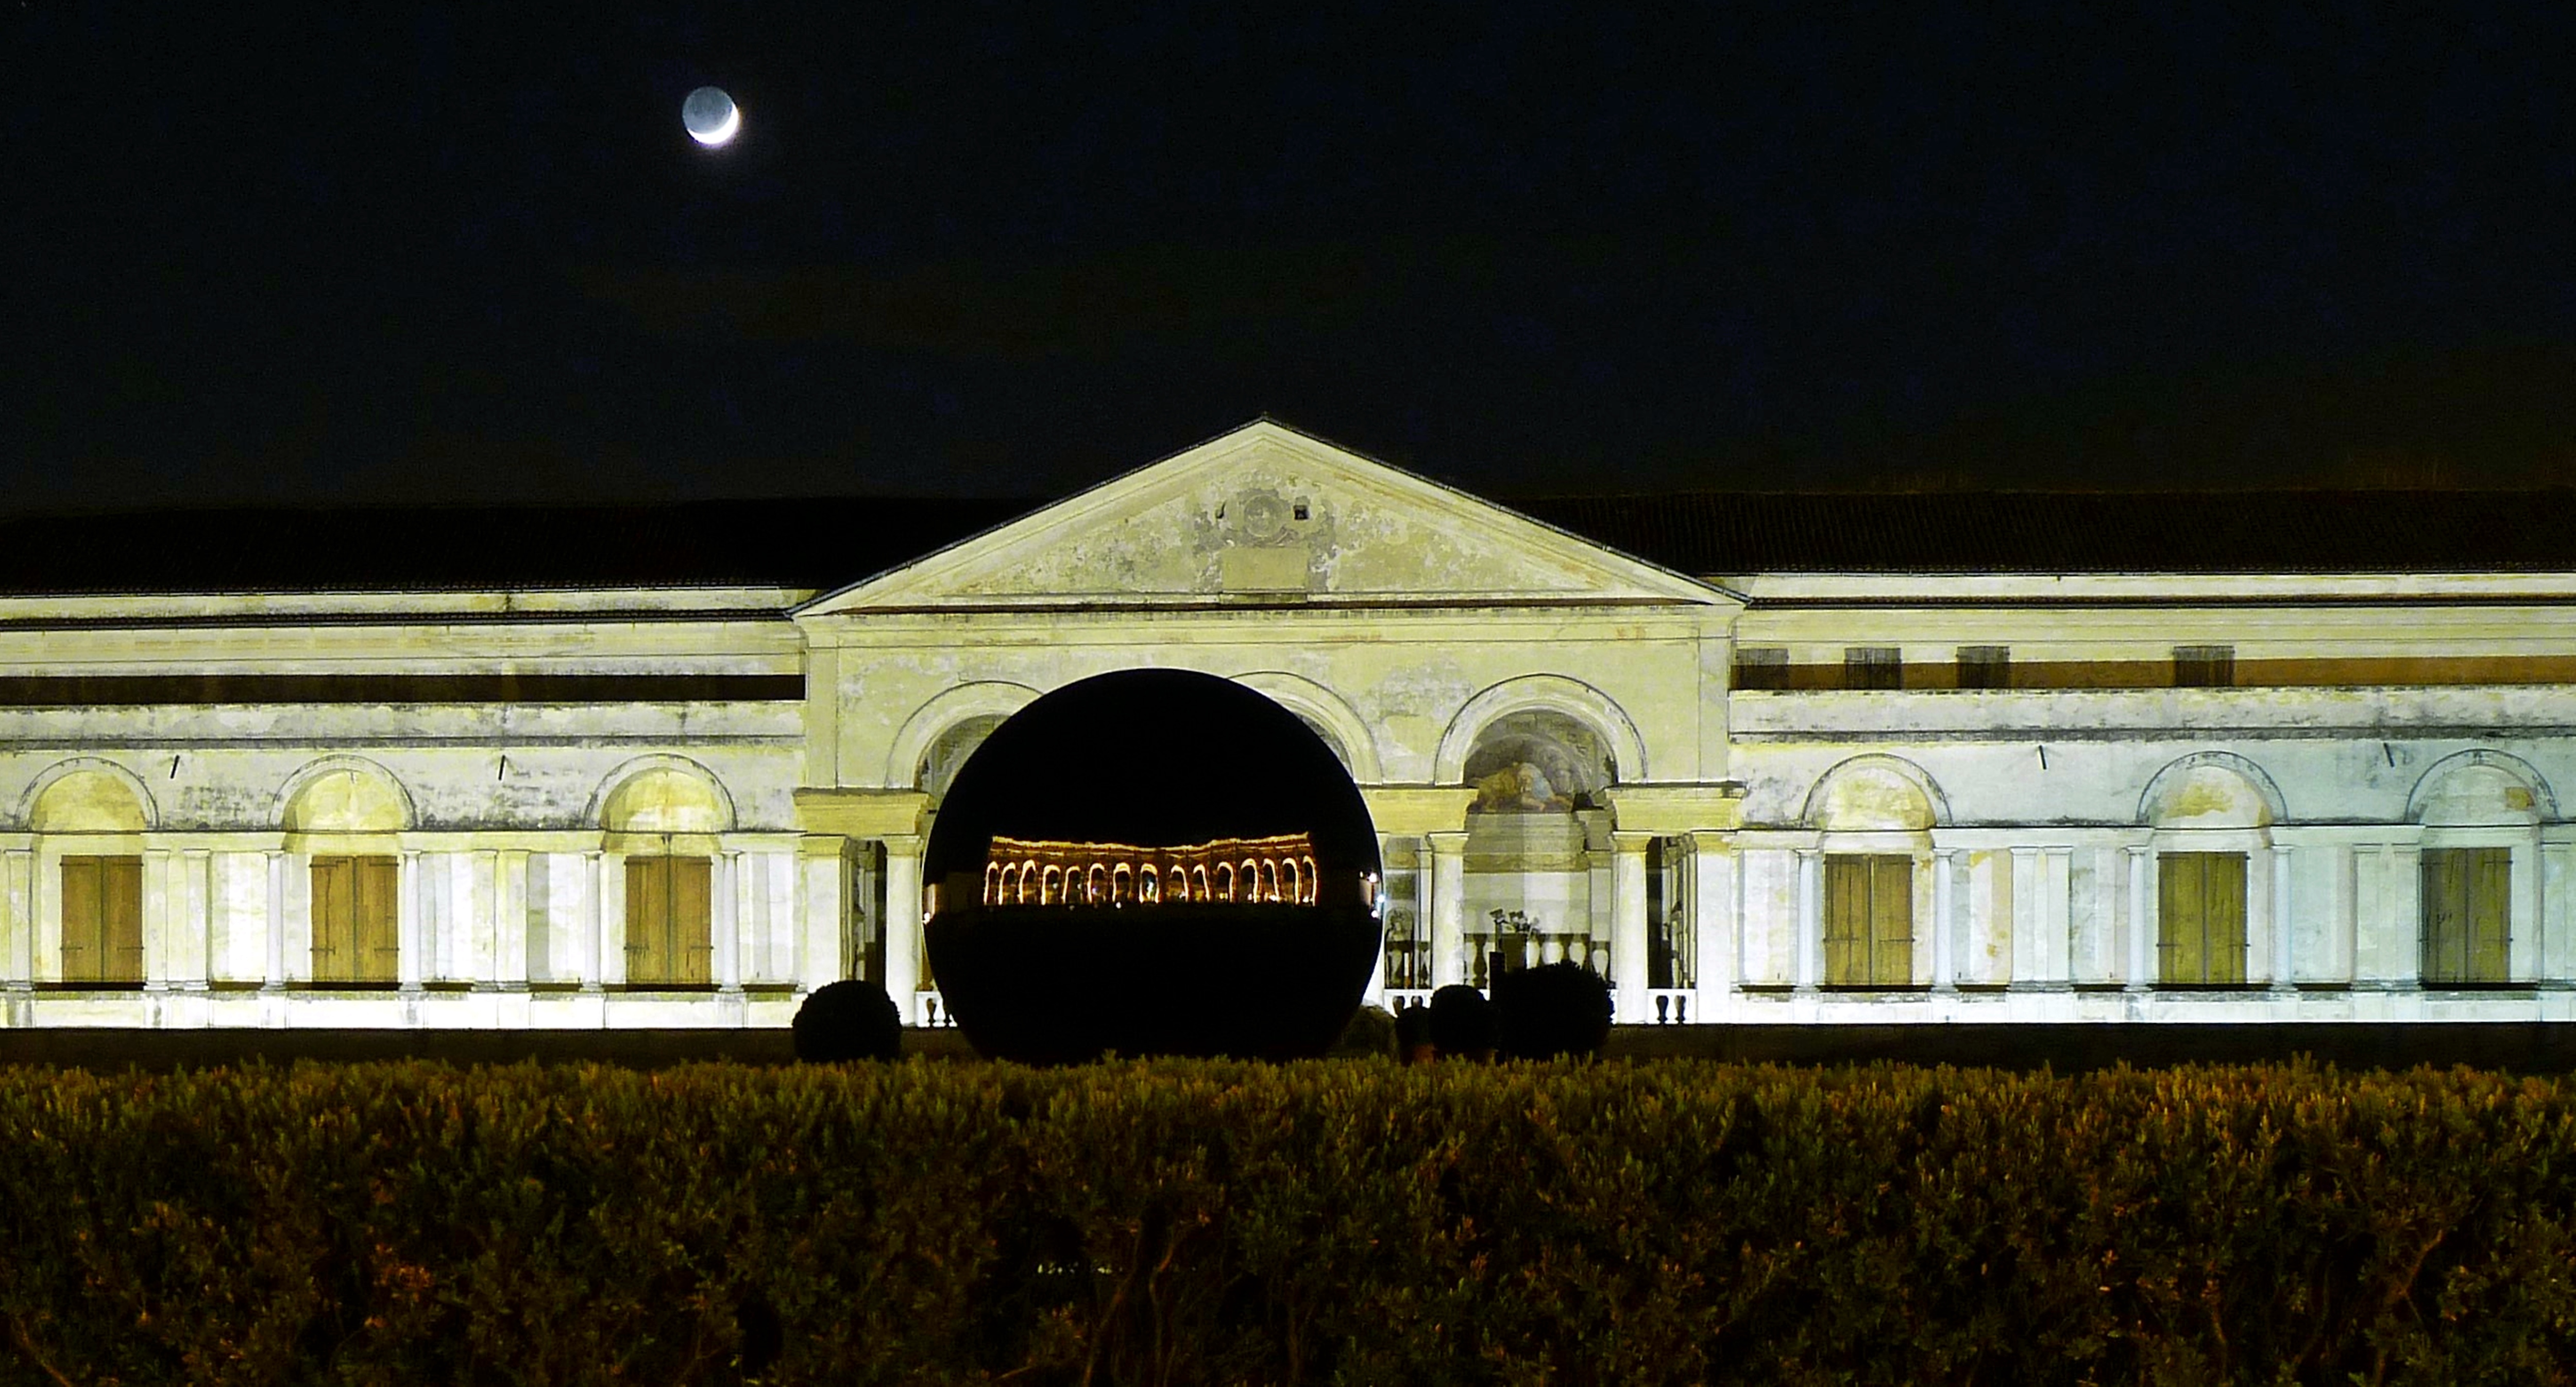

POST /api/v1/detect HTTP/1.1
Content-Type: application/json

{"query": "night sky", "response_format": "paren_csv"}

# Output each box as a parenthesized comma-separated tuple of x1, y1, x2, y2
(13, 3, 2576, 513)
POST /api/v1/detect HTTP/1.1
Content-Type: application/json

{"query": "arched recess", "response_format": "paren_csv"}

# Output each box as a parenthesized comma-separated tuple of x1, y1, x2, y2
(1434, 674, 1648, 787)
(19, 758, 157, 832)
(2138, 751, 2286, 830)
(1229, 671, 1383, 784)
(2140, 751, 2280, 989)
(277, 756, 415, 835)
(885, 681, 1041, 790)
(280, 760, 416, 985)
(1801, 754, 1942, 988)
(1800, 754, 1951, 831)
(592, 756, 737, 838)
(2406, 749, 2557, 826)
(596, 757, 732, 988)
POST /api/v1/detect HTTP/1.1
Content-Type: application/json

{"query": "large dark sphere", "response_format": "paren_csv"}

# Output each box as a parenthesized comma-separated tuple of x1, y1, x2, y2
(927, 905, 1382, 1063)
(923, 669, 1383, 1063)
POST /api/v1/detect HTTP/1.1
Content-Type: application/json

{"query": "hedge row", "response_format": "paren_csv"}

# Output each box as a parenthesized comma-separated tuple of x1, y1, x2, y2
(3, 1059, 2573, 1385)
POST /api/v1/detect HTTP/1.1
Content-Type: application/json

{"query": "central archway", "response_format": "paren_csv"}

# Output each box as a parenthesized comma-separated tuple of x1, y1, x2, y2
(923, 668, 1382, 1062)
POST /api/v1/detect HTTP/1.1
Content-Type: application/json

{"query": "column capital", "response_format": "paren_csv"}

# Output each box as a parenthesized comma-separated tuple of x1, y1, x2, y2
(1611, 830, 1659, 855)
(1425, 830, 1469, 857)
(1362, 786, 1476, 837)
(794, 788, 929, 840)
(879, 834, 926, 859)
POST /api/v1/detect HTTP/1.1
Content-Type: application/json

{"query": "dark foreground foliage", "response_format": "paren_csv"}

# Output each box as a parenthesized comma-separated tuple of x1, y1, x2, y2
(2, 1059, 2572, 1385)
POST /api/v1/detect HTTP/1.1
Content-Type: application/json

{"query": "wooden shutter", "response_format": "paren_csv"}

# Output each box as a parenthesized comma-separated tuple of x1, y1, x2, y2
(2423, 848, 2511, 985)
(311, 857, 352, 983)
(625, 856, 713, 986)
(1870, 856, 1914, 986)
(1823, 855, 1912, 986)
(673, 857, 713, 984)
(357, 858, 400, 983)
(2471, 849, 2511, 983)
(59, 857, 99, 983)
(101, 857, 143, 984)
(2202, 853, 2246, 984)
(627, 857, 670, 983)
(1823, 856, 1866, 985)
(2159, 854, 2205, 984)
(2160, 852, 2246, 985)
(2422, 849, 2467, 984)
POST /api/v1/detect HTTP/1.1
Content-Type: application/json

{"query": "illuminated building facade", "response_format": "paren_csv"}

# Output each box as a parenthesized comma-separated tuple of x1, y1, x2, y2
(4, 419, 2574, 1029)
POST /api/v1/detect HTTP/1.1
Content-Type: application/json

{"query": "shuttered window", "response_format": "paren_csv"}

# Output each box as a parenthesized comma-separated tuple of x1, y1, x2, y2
(2158, 852, 2247, 985)
(2421, 848, 2510, 985)
(2174, 646, 2235, 687)
(1844, 647, 1903, 690)
(1733, 647, 1790, 691)
(311, 857, 400, 984)
(626, 856, 714, 986)
(1956, 646, 2012, 689)
(1823, 854, 1913, 986)
(59, 855, 143, 986)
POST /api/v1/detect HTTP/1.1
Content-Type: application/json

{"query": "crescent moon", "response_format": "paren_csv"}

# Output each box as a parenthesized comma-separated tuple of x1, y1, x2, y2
(690, 102, 741, 148)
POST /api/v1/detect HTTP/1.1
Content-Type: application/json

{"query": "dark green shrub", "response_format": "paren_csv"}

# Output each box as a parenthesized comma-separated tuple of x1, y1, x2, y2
(1493, 961, 1613, 1058)
(1, 1059, 2571, 1383)
(1327, 1003, 1397, 1057)
(1427, 983, 1499, 1058)
(791, 978, 903, 1061)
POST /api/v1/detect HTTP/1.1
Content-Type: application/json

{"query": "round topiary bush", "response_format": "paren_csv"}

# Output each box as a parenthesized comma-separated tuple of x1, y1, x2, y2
(1427, 984, 1499, 1060)
(1328, 1003, 1398, 1058)
(792, 979, 903, 1062)
(1492, 962, 1614, 1059)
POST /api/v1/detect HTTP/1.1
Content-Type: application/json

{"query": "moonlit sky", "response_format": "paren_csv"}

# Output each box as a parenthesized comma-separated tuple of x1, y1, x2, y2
(10, 3, 2575, 511)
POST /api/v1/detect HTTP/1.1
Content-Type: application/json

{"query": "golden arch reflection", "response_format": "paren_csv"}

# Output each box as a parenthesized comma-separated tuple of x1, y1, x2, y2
(978, 833, 1343, 908)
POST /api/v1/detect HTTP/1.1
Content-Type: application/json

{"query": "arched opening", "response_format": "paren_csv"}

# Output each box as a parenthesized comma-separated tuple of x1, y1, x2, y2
(285, 765, 409, 986)
(2414, 758, 2543, 986)
(1809, 759, 1939, 989)
(2144, 758, 2272, 987)
(602, 766, 727, 987)
(918, 715, 1008, 803)
(31, 769, 149, 987)
(1458, 709, 1620, 988)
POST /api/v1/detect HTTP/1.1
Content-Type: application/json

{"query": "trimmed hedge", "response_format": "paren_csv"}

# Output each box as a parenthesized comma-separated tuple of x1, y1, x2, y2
(2, 1059, 2573, 1384)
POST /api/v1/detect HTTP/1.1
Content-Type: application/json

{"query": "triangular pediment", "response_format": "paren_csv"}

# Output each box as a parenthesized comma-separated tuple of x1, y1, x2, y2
(798, 421, 1734, 616)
